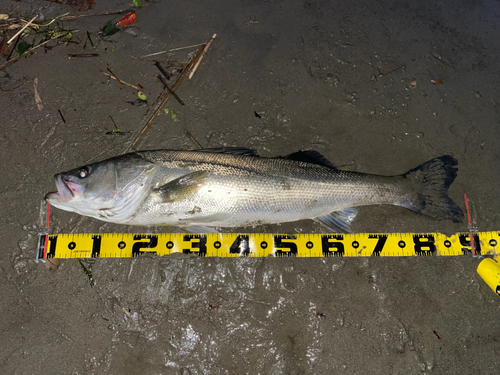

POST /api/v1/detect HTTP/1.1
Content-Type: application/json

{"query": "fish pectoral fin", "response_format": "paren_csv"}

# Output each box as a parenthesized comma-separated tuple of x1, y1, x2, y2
(155, 170, 209, 203)
(314, 208, 358, 233)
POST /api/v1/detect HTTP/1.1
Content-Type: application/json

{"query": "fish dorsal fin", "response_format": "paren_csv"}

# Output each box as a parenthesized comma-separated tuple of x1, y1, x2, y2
(281, 150, 337, 169)
(314, 208, 358, 233)
(197, 147, 259, 156)
(155, 170, 209, 203)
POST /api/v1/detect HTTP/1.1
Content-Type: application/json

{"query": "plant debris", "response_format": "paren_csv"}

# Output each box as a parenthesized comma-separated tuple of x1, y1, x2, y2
(78, 259, 94, 287)
(102, 11, 137, 36)
(33, 78, 44, 111)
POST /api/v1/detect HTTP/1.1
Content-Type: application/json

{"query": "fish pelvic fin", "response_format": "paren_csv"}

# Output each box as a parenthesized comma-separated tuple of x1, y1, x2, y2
(400, 155, 463, 223)
(315, 208, 358, 233)
(155, 170, 209, 203)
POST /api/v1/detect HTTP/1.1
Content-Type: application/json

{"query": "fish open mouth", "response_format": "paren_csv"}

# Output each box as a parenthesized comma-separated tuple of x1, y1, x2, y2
(45, 174, 74, 203)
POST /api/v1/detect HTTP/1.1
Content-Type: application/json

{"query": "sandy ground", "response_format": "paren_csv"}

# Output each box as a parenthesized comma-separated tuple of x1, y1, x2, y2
(1, 0, 500, 373)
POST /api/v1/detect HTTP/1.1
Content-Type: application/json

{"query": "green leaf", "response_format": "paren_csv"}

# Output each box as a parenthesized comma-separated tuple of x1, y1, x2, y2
(17, 41, 32, 57)
(132, 0, 142, 6)
(103, 20, 121, 36)
(138, 91, 147, 100)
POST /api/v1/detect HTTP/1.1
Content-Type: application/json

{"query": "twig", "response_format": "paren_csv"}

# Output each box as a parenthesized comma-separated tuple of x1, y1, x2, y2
(33, 77, 44, 111)
(157, 74, 184, 106)
(169, 43, 205, 52)
(186, 131, 203, 148)
(127, 45, 206, 151)
(189, 33, 216, 79)
(109, 115, 119, 129)
(101, 71, 141, 90)
(122, 307, 132, 318)
(107, 68, 122, 85)
(68, 53, 99, 57)
(140, 43, 205, 58)
(58, 109, 66, 123)
(154, 61, 171, 80)
(7, 15, 37, 44)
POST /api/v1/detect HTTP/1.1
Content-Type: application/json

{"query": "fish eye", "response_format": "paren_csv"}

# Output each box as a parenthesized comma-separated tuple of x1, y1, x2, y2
(78, 167, 90, 178)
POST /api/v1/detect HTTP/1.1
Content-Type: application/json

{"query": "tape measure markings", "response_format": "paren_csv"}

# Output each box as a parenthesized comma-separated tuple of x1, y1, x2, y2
(36, 231, 500, 259)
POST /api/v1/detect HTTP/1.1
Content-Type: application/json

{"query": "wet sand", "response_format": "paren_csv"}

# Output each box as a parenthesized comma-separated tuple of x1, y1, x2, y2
(1, 0, 499, 373)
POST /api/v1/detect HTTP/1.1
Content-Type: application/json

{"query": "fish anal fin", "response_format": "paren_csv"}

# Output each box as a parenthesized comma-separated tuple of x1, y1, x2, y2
(314, 208, 358, 233)
(156, 170, 209, 203)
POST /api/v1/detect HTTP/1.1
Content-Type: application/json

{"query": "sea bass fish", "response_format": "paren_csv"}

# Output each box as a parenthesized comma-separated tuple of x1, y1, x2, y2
(45, 148, 463, 233)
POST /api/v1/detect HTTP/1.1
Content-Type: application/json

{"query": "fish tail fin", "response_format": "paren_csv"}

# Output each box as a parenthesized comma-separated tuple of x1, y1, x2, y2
(399, 155, 464, 222)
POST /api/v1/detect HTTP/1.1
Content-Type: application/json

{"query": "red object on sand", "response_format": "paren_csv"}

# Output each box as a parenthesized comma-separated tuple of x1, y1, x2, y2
(116, 11, 137, 27)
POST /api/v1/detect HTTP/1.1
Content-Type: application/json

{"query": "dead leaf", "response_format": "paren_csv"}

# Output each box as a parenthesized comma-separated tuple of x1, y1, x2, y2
(0, 37, 8, 55)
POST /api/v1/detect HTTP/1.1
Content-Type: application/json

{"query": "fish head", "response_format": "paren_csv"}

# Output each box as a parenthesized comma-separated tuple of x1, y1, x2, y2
(45, 154, 156, 222)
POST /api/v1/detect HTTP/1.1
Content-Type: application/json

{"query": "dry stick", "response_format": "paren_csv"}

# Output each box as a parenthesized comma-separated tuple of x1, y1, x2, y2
(101, 71, 141, 90)
(109, 115, 119, 130)
(127, 45, 206, 151)
(186, 130, 203, 149)
(157, 74, 184, 106)
(146, 47, 203, 120)
(68, 53, 99, 57)
(141, 43, 205, 57)
(189, 33, 216, 79)
(107, 68, 123, 85)
(7, 15, 37, 44)
(154, 61, 171, 80)
(58, 109, 66, 123)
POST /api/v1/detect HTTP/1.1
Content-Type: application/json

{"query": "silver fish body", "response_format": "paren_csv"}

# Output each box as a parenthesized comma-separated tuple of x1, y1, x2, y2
(45, 148, 463, 232)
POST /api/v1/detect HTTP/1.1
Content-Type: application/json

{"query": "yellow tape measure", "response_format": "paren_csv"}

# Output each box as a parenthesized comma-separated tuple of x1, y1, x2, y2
(37, 231, 500, 259)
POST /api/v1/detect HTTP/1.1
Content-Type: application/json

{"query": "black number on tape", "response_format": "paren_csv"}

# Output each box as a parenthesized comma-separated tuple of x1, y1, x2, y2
(368, 234, 387, 256)
(230, 235, 250, 256)
(91, 235, 101, 258)
(132, 235, 158, 257)
(321, 235, 344, 257)
(413, 235, 436, 256)
(459, 233, 482, 255)
(274, 235, 297, 257)
(47, 236, 58, 258)
(182, 234, 207, 256)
